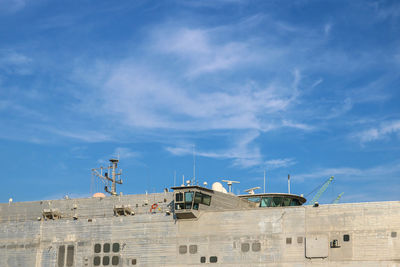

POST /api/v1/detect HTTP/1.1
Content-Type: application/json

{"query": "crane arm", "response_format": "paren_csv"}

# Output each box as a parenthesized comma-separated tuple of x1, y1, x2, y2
(309, 176, 334, 205)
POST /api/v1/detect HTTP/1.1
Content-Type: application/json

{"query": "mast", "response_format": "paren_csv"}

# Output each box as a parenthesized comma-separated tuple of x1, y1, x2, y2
(92, 158, 123, 196)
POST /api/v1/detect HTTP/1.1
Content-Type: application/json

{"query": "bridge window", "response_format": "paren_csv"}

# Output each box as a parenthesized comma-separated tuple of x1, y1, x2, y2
(202, 194, 211, 206)
(176, 193, 183, 202)
(185, 192, 194, 209)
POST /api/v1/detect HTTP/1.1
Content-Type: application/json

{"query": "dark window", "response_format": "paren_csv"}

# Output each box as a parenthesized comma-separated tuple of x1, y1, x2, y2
(131, 259, 137, 265)
(260, 197, 272, 207)
(202, 194, 211, 206)
(290, 199, 301, 206)
(104, 243, 110, 253)
(282, 197, 291, 206)
(93, 256, 101, 266)
(112, 243, 119, 253)
(210, 256, 218, 263)
(193, 203, 199, 210)
(175, 203, 184, 210)
(241, 243, 249, 252)
(194, 192, 202, 204)
(176, 193, 183, 202)
(66, 245, 74, 267)
(179, 245, 187, 254)
(189, 245, 197, 254)
(297, 237, 303, 244)
(286, 237, 292, 244)
(200, 256, 206, 263)
(58, 245, 65, 267)
(272, 197, 283, 207)
(112, 256, 119, 265)
(391, 232, 397, 238)
(252, 242, 261, 252)
(103, 256, 110, 266)
(94, 244, 101, 253)
(343, 234, 350, 242)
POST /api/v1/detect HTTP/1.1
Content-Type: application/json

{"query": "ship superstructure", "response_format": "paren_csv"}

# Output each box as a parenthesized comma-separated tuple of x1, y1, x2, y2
(0, 159, 399, 266)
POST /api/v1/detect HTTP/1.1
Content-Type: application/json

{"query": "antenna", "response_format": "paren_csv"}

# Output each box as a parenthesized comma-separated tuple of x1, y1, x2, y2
(263, 169, 266, 193)
(288, 174, 291, 194)
(221, 179, 240, 193)
(245, 187, 261, 195)
(193, 145, 196, 185)
(92, 159, 123, 196)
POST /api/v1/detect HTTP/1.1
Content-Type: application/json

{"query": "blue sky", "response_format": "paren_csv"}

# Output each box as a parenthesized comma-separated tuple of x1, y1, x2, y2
(0, 0, 399, 203)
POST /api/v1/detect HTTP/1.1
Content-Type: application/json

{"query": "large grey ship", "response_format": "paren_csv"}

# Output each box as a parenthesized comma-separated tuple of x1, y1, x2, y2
(0, 159, 399, 266)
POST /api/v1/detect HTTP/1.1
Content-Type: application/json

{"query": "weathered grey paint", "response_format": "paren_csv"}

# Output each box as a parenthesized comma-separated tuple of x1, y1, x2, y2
(0, 191, 399, 266)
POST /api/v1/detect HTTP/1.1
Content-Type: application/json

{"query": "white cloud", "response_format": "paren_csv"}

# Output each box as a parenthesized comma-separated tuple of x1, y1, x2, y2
(114, 147, 139, 159)
(166, 131, 262, 168)
(0, 0, 27, 13)
(355, 120, 400, 143)
(264, 158, 296, 170)
(151, 27, 261, 76)
(0, 50, 33, 75)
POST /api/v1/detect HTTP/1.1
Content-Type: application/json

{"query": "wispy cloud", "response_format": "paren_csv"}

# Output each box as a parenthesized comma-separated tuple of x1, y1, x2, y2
(166, 131, 262, 168)
(0, 50, 33, 75)
(0, 0, 27, 14)
(353, 120, 400, 143)
(114, 147, 140, 159)
(264, 158, 296, 170)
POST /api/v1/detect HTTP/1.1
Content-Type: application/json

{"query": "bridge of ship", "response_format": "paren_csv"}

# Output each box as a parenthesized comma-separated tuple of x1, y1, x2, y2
(171, 186, 306, 220)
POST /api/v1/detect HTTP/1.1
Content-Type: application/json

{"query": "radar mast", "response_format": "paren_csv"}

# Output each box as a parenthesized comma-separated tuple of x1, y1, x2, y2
(92, 159, 123, 196)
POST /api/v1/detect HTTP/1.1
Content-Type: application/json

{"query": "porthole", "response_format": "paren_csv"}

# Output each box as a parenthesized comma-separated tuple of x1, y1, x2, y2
(252, 242, 261, 252)
(189, 245, 197, 254)
(112, 243, 120, 253)
(179, 245, 187, 254)
(131, 259, 137, 265)
(210, 256, 217, 263)
(200, 256, 206, 263)
(103, 256, 110, 265)
(112, 256, 119, 265)
(286, 237, 292, 244)
(93, 256, 101, 266)
(94, 244, 101, 253)
(103, 243, 110, 253)
(241, 243, 249, 252)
